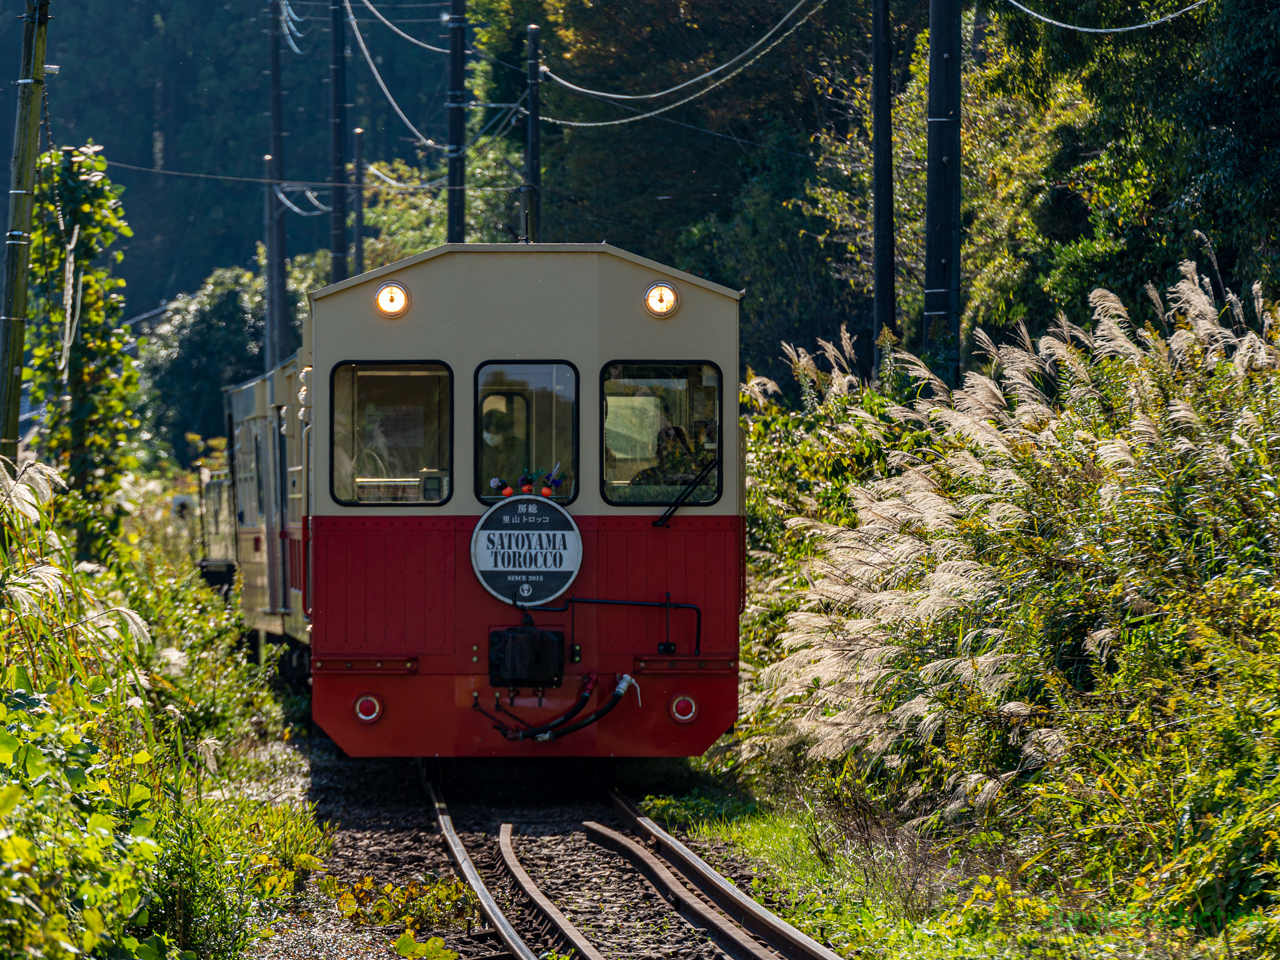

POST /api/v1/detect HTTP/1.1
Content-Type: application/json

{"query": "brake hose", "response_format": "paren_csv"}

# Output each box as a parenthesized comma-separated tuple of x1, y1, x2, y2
(534, 675, 636, 743)
(505, 674, 600, 741)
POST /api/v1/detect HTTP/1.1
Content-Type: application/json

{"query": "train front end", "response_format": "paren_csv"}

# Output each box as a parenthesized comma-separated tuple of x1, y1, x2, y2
(303, 243, 742, 757)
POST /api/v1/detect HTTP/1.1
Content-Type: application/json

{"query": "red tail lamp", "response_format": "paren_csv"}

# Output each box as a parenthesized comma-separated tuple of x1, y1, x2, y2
(354, 693, 383, 723)
(668, 694, 698, 724)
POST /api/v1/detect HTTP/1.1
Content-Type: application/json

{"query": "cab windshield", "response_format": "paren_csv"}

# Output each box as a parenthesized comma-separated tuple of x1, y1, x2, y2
(601, 362, 720, 505)
(476, 362, 577, 503)
(331, 362, 452, 504)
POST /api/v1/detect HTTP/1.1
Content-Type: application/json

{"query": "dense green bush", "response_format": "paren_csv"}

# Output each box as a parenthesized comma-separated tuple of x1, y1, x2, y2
(0, 462, 326, 958)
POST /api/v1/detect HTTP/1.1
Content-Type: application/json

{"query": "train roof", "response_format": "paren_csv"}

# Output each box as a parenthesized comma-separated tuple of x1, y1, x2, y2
(307, 242, 744, 303)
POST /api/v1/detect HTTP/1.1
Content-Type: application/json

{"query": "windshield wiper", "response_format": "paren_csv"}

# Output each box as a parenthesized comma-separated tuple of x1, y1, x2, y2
(653, 458, 720, 528)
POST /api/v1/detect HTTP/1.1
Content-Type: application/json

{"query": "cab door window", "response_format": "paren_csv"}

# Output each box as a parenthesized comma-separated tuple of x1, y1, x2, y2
(476, 362, 577, 503)
(331, 362, 452, 504)
(601, 362, 721, 505)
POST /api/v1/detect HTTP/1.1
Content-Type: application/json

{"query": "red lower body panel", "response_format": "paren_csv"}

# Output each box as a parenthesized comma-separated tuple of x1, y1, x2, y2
(309, 514, 742, 757)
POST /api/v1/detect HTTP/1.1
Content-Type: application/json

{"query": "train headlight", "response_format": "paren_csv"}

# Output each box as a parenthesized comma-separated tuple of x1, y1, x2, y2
(354, 693, 384, 723)
(374, 281, 411, 318)
(669, 694, 698, 724)
(644, 281, 679, 318)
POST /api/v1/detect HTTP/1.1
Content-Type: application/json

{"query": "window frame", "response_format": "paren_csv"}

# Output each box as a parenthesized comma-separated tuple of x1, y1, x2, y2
(599, 358, 725, 508)
(328, 359, 456, 508)
(473, 359, 581, 507)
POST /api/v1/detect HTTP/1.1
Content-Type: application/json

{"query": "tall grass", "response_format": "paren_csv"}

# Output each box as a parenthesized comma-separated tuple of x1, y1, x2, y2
(740, 263, 1280, 953)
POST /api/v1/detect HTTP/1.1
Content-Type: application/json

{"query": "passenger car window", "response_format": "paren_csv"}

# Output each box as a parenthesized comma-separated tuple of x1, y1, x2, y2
(602, 362, 720, 505)
(331, 363, 452, 504)
(476, 362, 577, 503)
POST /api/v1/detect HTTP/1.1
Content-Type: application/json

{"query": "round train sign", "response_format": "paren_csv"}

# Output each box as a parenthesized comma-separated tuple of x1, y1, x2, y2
(470, 496, 583, 606)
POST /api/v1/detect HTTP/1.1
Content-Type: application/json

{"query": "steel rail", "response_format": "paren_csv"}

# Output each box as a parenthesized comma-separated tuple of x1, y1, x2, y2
(426, 783, 538, 960)
(498, 824, 608, 960)
(583, 821, 773, 960)
(610, 792, 843, 960)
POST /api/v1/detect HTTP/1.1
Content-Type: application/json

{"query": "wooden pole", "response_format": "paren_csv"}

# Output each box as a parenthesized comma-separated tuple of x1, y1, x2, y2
(353, 127, 364, 274)
(267, 1, 289, 370)
(0, 0, 51, 463)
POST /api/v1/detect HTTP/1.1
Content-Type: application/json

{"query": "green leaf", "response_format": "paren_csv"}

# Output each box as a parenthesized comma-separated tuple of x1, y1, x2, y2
(127, 783, 152, 808)
(422, 937, 458, 960)
(22, 745, 48, 779)
(0, 785, 21, 816)
(0, 731, 19, 757)
(10, 667, 32, 694)
(394, 932, 428, 958)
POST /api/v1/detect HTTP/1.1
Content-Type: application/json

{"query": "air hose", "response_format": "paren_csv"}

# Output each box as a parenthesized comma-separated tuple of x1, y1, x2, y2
(534, 674, 636, 743)
(472, 674, 601, 741)
(505, 673, 601, 741)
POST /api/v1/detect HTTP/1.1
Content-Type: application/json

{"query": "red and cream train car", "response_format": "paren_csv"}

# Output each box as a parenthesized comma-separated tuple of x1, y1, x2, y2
(211, 243, 743, 757)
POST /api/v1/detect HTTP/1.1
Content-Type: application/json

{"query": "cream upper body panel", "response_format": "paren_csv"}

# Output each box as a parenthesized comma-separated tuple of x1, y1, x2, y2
(307, 243, 741, 517)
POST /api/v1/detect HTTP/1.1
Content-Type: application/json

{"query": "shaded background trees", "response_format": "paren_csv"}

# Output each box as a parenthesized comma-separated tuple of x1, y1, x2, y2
(8, 0, 1280, 459)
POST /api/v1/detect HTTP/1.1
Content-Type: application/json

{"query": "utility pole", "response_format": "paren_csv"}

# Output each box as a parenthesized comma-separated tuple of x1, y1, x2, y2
(267, 1, 289, 371)
(871, 0, 894, 370)
(0, 0, 51, 464)
(524, 24, 541, 243)
(922, 0, 961, 381)
(446, 0, 466, 243)
(329, 0, 347, 283)
(353, 127, 364, 274)
(263, 155, 276, 372)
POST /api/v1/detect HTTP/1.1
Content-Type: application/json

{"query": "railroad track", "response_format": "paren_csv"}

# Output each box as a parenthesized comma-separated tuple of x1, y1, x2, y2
(429, 781, 843, 960)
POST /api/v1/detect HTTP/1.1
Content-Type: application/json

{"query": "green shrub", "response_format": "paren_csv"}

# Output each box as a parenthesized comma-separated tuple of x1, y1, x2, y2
(0, 462, 324, 957)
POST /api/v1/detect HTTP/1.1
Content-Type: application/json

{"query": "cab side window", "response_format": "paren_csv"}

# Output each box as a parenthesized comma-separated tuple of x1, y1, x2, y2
(601, 362, 720, 505)
(476, 362, 578, 503)
(331, 362, 452, 504)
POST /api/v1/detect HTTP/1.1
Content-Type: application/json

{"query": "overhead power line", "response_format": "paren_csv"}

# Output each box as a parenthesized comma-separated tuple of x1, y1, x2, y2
(104, 159, 439, 191)
(1001, 0, 1210, 33)
(544, 0, 813, 101)
(344, 0, 445, 149)
(367, 161, 444, 189)
(360, 0, 449, 53)
(543, 0, 826, 128)
(358, 0, 523, 72)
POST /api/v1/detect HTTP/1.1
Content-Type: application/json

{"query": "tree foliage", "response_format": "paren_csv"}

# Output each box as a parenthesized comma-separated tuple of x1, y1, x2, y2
(26, 145, 139, 545)
(140, 248, 325, 465)
(0, 0, 457, 312)
(360, 147, 524, 268)
(995, 0, 1280, 290)
(804, 26, 1096, 359)
(473, 0, 930, 379)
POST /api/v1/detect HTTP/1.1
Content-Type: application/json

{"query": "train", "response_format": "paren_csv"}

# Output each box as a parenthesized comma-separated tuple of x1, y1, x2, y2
(203, 243, 743, 757)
